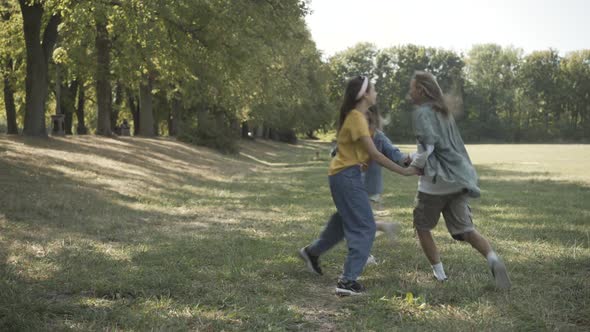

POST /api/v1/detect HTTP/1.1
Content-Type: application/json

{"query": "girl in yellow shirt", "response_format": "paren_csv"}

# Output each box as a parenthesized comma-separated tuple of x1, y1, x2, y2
(299, 75, 419, 296)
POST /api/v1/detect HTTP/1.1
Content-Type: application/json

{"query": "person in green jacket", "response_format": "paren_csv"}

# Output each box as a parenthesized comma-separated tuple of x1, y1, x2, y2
(408, 71, 511, 290)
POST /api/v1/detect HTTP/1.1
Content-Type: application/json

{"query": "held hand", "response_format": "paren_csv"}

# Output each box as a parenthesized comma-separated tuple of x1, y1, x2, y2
(403, 154, 412, 167)
(415, 167, 424, 176)
(360, 163, 369, 172)
(403, 166, 422, 176)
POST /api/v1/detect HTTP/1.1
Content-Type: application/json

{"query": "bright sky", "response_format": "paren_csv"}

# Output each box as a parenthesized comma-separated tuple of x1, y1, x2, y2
(305, 0, 590, 57)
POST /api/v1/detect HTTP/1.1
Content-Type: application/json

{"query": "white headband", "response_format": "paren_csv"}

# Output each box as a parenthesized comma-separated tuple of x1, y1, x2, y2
(355, 76, 369, 101)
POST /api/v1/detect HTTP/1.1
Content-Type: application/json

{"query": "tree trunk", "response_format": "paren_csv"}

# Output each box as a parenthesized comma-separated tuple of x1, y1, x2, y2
(138, 76, 154, 136)
(153, 91, 161, 136)
(176, 104, 189, 138)
(127, 88, 140, 135)
(214, 109, 225, 132)
(168, 98, 180, 136)
(230, 117, 240, 137)
(196, 104, 209, 136)
(3, 58, 18, 134)
(111, 81, 122, 131)
(264, 126, 270, 139)
(75, 83, 88, 135)
(60, 79, 78, 135)
(572, 105, 578, 131)
(55, 63, 61, 115)
(270, 128, 279, 141)
(95, 19, 112, 136)
(584, 104, 589, 139)
(63, 111, 72, 135)
(241, 122, 249, 138)
(19, 1, 60, 136)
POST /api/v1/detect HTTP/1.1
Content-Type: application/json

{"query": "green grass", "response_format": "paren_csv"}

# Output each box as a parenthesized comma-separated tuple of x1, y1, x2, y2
(0, 136, 589, 331)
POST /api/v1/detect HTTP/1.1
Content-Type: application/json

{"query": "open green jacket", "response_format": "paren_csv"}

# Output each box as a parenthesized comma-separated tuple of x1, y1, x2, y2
(412, 104, 481, 198)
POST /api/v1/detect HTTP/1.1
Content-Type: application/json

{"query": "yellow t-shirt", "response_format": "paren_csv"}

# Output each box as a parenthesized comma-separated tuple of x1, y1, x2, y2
(328, 109, 371, 175)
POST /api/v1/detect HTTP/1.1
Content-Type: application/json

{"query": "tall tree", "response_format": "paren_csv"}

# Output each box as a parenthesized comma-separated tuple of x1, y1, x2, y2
(94, 8, 111, 135)
(0, 0, 21, 134)
(465, 44, 522, 140)
(518, 49, 562, 138)
(560, 50, 590, 139)
(138, 75, 154, 136)
(328, 43, 378, 107)
(18, 0, 60, 136)
(374, 45, 433, 140)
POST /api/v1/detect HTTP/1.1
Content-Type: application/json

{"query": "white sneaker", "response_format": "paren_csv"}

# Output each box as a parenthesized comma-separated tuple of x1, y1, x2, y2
(490, 259, 511, 290)
(365, 254, 378, 266)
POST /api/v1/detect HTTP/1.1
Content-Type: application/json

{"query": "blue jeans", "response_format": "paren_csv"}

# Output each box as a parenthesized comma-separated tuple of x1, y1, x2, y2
(365, 130, 405, 197)
(308, 166, 376, 281)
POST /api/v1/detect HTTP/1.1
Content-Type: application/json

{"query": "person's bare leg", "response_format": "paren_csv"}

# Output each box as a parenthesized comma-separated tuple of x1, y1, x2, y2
(462, 230, 492, 257)
(417, 229, 439, 264)
(417, 229, 447, 280)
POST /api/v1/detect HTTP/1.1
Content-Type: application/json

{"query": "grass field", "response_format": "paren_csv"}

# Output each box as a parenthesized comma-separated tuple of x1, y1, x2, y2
(0, 135, 589, 331)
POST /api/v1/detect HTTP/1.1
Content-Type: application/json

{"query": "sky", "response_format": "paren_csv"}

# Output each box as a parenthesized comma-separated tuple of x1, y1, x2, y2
(305, 0, 590, 57)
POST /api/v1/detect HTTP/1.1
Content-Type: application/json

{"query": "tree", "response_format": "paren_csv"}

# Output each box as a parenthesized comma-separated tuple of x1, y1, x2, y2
(18, 0, 60, 136)
(464, 44, 522, 140)
(518, 49, 562, 139)
(374, 45, 457, 140)
(328, 43, 378, 107)
(93, 8, 112, 136)
(1, 0, 22, 134)
(560, 50, 590, 139)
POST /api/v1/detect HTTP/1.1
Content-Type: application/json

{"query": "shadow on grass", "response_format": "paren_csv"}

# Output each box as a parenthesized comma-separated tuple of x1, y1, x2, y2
(0, 136, 588, 330)
(363, 164, 590, 330)
(0, 136, 332, 330)
(475, 165, 589, 242)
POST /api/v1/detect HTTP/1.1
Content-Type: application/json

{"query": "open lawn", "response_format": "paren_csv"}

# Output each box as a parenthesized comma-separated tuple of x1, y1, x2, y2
(0, 135, 588, 331)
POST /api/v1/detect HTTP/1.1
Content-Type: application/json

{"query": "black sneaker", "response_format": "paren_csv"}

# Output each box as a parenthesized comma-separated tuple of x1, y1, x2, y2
(335, 279, 366, 296)
(298, 246, 323, 275)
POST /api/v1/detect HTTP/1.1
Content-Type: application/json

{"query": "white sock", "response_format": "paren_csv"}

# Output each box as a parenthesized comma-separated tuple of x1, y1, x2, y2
(432, 262, 447, 281)
(486, 251, 499, 266)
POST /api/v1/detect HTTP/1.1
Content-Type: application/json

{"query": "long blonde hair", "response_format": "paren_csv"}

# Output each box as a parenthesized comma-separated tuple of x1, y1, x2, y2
(412, 71, 449, 116)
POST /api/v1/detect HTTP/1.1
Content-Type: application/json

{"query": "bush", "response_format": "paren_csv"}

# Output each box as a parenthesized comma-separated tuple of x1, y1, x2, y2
(177, 113, 239, 154)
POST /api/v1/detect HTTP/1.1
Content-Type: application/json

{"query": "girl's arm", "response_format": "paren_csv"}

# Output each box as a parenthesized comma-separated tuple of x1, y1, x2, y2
(360, 136, 419, 176)
(375, 131, 406, 165)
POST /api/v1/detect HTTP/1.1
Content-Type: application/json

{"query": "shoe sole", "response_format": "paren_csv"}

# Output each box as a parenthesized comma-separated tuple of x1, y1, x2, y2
(433, 275, 449, 282)
(298, 248, 321, 276)
(373, 210, 390, 217)
(335, 287, 365, 296)
(491, 260, 511, 290)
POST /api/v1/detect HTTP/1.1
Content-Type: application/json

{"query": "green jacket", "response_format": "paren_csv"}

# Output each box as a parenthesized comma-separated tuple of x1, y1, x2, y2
(412, 104, 481, 198)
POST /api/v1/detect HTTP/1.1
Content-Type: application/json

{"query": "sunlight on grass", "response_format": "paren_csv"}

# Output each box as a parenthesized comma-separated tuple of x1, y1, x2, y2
(1, 135, 588, 330)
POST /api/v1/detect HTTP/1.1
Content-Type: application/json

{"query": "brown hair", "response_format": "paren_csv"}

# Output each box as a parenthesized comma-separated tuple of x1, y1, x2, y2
(412, 71, 449, 116)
